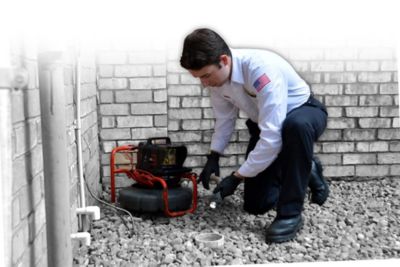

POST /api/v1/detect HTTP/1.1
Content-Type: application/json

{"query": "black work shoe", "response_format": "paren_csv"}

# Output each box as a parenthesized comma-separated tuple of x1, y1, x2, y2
(309, 157, 329, 206)
(265, 215, 303, 243)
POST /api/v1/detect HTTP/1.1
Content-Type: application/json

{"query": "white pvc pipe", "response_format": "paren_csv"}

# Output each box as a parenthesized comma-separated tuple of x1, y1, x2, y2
(71, 232, 91, 246)
(75, 50, 86, 209)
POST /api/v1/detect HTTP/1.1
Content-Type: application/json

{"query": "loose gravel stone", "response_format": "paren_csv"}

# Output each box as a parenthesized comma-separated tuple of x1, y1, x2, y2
(73, 178, 400, 266)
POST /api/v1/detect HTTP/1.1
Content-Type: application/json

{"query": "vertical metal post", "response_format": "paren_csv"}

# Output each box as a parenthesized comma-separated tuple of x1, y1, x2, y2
(38, 51, 72, 267)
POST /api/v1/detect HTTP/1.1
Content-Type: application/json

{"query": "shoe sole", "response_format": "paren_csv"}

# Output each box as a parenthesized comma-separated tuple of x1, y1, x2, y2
(265, 219, 304, 243)
(311, 157, 329, 206)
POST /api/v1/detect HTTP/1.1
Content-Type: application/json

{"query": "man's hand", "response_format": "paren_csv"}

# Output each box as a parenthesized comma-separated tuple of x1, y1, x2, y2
(213, 172, 243, 198)
(199, 151, 220, 190)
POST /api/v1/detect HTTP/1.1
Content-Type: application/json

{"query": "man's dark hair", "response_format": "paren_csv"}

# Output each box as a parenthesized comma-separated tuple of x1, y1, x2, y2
(180, 28, 232, 70)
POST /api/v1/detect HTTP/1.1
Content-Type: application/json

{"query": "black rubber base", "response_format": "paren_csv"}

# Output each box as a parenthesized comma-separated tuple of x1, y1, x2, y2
(118, 184, 193, 213)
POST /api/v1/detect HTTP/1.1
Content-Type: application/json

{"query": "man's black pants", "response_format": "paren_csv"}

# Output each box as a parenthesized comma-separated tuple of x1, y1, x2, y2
(243, 95, 328, 217)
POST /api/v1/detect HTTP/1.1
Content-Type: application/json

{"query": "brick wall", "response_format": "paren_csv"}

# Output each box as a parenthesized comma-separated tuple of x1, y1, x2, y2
(64, 48, 101, 233)
(5, 41, 101, 266)
(10, 41, 47, 266)
(98, 46, 398, 188)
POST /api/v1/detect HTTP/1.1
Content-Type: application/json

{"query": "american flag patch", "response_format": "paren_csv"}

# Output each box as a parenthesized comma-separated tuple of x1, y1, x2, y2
(253, 73, 271, 92)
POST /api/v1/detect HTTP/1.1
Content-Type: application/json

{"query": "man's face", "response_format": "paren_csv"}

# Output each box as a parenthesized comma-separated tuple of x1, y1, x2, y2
(188, 55, 231, 87)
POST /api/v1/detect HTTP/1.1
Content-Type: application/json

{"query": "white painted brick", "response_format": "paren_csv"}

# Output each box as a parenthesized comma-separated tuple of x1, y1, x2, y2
(168, 97, 180, 108)
(318, 130, 342, 141)
(291, 61, 309, 72)
(97, 51, 127, 64)
(323, 166, 354, 177)
(220, 155, 238, 167)
(343, 154, 376, 165)
(182, 97, 201, 107)
(322, 142, 354, 153)
(12, 226, 26, 264)
(203, 108, 214, 119)
(169, 132, 202, 142)
(345, 61, 379, 71)
(378, 129, 400, 140)
(389, 141, 400, 152)
(356, 165, 389, 176)
(168, 85, 201, 96)
(224, 143, 247, 154)
(131, 103, 166, 115)
(100, 129, 131, 140)
(325, 96, 358, 106)
(201, 120, 214, 130)
(377, 153, 400, 164)
(390, 165, 400, 176)
(169, 109, 202, 119)
(344, 84, 378, 95)
(98, 65, 114, 77)
(359, 95, 392, 106)
(153, 65, 166, 76)
(325, 107, 343, 118)
(98, 78, 128, 90)
(115, 90, 152, 103)
(25, 89, 41, 118)
(115, 65, 152, 77)
(324, 48, 358, 60)
(100, 91, 113, 103)
(186, 144, 210, 155)
(381, 60, 397, 71)
(393, 118, 399, 128)
(343, 129, 375, 141)
(131, 127, 168, 139)
(379, 83, 398, 94)
(102, 141, 116, 153)
(167, 62, 187, 73)
(324, 73, 357, 83)
(117, 116, 153, 127)
(358, 72, 392, 83)
(180, 73, 201, 84)
(310, 61, 344, 72)
(359, 48, 394, 59)
(301, 73, 321, 83)
(327, 118, 355, 129)
(129, 77, 166, 89)
(99, 104, 129, 115)
(345, 107, 378, 117)
(359, 118, 391, 128)
(200, 98, 211, 107)
(101, 117, 115, 128)
(154, 90, 167, 102)
(182, 120, 201, 130)
(154, 115, 168, 127)
(380, 107, 399, 117)
(168, 120, 180, 131)
(185, 156, 205, 167)
(128, 51, 166, 64)
(288, 48, 324, 60)
(12, 196, 20, 228)
(312, 84, 343, 95)
(317, 154, 342, 165)
(167, 74, 180, 84)
(356, 141, 389, 152)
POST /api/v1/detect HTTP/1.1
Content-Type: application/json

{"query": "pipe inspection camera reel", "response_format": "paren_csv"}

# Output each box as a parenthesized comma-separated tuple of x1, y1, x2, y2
(110, 137, 197, 217)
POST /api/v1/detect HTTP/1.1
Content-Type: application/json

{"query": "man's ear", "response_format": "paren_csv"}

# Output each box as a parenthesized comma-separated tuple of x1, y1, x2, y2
(220, 54, 230, 66)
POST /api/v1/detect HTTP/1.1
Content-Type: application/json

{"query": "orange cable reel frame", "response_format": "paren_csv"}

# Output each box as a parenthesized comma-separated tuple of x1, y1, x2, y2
(110, 144, 198, 217)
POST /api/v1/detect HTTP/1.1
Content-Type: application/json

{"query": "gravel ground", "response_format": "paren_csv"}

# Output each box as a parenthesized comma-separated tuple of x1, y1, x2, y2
(73, 178, 400, 266)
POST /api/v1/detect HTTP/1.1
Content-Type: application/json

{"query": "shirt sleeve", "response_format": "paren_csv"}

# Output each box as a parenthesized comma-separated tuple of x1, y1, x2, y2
(238, 67, 288, 177)
(209, 89, 239, 154)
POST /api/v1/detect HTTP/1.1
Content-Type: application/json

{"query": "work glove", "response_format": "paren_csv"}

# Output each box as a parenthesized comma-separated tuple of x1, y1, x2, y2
(213, 172, 242, 199)
(199, 151, 220, 190)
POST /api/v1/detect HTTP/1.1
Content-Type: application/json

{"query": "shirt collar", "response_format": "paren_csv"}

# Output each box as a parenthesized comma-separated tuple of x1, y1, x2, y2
(230, 49, 244, 85)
